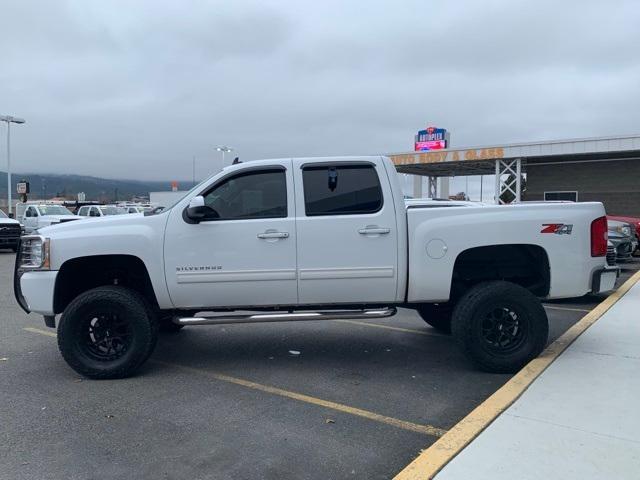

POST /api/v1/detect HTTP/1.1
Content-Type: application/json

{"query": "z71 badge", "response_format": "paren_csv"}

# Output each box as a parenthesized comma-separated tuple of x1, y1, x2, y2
(541, 223, 573, 235)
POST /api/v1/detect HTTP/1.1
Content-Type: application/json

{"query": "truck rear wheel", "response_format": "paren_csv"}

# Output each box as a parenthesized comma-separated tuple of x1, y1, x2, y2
(416, 303, 452, 334)
(57, 286, 158, 379)
(451, 281, 548, 373)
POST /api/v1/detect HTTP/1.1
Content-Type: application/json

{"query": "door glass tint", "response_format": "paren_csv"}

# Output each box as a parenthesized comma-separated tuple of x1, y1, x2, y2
(302, 164, 383, 216)
(203, 169, 287, 220)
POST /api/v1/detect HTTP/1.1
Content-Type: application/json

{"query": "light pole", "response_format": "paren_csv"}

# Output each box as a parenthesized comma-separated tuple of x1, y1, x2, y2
(1, 115, 26, 216)
(215, 146, 233, 167)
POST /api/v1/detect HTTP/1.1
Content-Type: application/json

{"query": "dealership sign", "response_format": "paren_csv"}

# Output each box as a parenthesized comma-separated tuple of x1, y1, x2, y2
(415, 127, 449, 151)
(415, 140, 446, 150)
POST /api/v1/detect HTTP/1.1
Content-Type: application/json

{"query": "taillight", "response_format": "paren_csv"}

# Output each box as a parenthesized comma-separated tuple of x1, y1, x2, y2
(590, 216, 608, 257)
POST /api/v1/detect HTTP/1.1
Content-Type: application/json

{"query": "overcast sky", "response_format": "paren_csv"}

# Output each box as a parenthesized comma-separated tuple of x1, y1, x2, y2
(2, 0, 640, 182)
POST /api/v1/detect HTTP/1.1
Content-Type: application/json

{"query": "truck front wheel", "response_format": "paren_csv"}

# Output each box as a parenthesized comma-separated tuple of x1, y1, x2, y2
(57, 286, 158, 379)
(451, 281, 548, 373)
(416, 303, 452, 334)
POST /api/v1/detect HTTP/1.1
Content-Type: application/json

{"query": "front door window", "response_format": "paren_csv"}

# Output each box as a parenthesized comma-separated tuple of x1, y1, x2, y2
(201, 169, 287, 221)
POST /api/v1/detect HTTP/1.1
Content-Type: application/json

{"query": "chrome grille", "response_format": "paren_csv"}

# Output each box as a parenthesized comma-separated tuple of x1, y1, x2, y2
(606, 245, 616, 266)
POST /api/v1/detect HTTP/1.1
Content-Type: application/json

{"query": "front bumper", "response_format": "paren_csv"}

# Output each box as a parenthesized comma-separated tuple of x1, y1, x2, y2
(591, 267, 619, 294)
(14, 239, 57, 316)
(15, 270, 58, 315)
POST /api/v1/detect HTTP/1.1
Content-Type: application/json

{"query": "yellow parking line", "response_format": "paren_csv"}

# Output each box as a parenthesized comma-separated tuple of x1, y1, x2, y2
(23, 327, 57, 338)
(22, 326, 447, 438)
(333, 319, 443, 336)
(393, 269, 640, 480)
(543, 304, 591, 313)
(155, 360, 448, 438)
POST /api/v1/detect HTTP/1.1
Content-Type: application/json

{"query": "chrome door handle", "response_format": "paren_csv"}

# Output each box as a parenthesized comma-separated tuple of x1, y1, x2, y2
(358, 227, 390, 235)
(257, 231, 289, 239)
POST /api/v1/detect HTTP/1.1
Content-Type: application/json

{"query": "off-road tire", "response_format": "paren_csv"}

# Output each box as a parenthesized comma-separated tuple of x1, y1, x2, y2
(416, 303, 453, 334)
(451, 281, 548, 373)
(57, 286, 158, 379)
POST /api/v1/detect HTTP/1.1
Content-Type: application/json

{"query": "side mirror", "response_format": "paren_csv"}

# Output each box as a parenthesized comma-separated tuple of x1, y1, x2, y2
(184, 195, 219, 224)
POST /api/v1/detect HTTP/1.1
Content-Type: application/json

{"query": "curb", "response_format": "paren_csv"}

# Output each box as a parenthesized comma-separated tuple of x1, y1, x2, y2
(393, 270, 640, 480)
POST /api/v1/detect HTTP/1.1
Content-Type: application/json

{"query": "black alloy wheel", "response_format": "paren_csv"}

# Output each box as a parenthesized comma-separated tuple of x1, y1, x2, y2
(452, 281, 548, 373)
(80, 312, 133, 361)
(480, 306, 526, 354)
(57, 286, 157, 379)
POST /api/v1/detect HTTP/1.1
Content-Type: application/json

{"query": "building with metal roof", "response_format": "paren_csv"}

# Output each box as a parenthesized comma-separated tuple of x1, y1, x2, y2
(388, 133, 640, 215)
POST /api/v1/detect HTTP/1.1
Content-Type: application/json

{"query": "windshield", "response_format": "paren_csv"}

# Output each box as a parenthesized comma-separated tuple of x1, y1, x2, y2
(0, 210, 7, 218)
(99, 206, 127, 215)
(37, 205, 72, 216)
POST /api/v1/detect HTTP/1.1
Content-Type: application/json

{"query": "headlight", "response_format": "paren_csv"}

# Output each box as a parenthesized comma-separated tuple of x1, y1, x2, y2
(18, 235, 50, 270)
(613, 225, 632, 236)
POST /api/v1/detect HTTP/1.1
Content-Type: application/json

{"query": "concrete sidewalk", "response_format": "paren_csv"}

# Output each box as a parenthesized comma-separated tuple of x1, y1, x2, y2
(436, 280, 640, 480)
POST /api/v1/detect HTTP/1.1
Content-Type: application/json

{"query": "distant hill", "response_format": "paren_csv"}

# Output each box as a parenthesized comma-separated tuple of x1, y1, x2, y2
(0, 171, 194, 203)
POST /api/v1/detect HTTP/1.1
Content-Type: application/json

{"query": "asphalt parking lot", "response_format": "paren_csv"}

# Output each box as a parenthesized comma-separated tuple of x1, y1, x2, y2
(1, 251, 638, 480)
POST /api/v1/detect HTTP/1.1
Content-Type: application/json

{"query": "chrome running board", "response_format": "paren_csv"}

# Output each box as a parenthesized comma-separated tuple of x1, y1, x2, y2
(174, 308, 397, 326)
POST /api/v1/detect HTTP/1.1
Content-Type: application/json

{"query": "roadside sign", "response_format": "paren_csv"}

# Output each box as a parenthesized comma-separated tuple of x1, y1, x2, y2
(16, 181, 29, 194)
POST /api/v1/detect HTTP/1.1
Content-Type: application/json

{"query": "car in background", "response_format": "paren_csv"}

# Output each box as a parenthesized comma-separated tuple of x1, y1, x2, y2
(21, 204, 83, 234)
(608, 215, 640, 253)
(122, 206, 144, 214)
(0, 209, 22, 252)
(606, 240, 617, 266)
(607, 219, 637, 262)
(76, 205, 127, 218)
(116, 202, 152, 214)
(147, 205, 165, 214)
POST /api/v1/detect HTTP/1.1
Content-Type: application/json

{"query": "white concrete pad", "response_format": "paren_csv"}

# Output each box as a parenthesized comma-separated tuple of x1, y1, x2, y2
(436, 281, 640, 480)
(507, 349, 640, 441)
(569, 296, 640, 359)
(436, 413, 640, 480)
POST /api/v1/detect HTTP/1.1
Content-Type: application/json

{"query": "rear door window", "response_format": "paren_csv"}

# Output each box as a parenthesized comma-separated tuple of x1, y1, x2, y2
(302, 164, 383, 216)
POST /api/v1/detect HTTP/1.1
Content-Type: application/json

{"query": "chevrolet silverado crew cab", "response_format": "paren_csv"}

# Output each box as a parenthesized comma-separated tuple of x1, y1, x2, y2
(14, 156, 618, 379)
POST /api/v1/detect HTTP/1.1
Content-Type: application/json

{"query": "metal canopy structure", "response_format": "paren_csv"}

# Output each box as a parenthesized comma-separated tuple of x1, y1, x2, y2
(389, 134, 640, 203)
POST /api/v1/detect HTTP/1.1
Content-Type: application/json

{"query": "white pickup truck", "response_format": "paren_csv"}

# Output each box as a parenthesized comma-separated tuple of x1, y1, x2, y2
(20, 204, 83, 234)
(14, 156, 618, 379)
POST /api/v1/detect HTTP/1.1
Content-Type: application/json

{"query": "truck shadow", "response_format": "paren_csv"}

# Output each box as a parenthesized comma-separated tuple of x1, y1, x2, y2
(148, 322, 476, 377)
